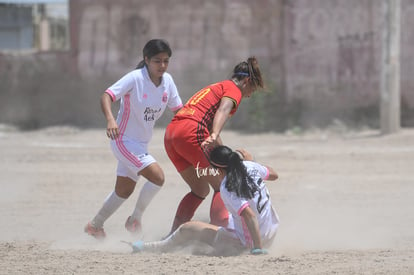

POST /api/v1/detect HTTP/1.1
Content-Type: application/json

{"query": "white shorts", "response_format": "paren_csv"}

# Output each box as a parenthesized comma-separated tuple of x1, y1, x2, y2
(213, 214, 277, 255)
(110, 138, 156, 182)
(212, 227, 245, 256)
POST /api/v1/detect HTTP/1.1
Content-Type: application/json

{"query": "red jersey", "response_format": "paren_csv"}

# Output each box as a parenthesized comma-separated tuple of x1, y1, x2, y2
(173, 80, 242, 131)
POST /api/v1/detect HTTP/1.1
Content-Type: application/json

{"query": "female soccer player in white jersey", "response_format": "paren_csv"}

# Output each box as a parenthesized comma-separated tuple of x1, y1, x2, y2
(130, 146, 279, 255)
(85, 39, 183, 239)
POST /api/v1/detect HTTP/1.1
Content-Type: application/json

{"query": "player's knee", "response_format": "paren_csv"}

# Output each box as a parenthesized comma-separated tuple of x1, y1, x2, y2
(141, 168, 165, 186)
(115, 188, 134, 199)
(177, 222, 193, 236)
(115, 176, 136, 198)
(150, 173, 165, 186)
(192, 187, 209, 199)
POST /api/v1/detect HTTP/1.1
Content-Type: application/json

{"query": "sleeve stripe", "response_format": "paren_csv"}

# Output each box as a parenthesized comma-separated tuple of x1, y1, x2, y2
(223, 96, 238, 109)
(105, 89, 116, 102)
(263, 167, 269, 180)
(171, 103, 183, 112)
(238, 202, 250, 216)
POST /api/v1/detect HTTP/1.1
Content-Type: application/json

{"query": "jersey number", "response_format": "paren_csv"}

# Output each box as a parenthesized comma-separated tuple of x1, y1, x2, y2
(188, 88, 211, 105)
(256, 179, 269, 214)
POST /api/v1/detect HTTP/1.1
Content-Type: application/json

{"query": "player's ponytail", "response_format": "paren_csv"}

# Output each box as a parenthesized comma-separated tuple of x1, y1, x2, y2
(209, 146, 258, 199)
(231, 56, 264, 89)
(135, 39, 172, 69)
(136, 60, 146, 69)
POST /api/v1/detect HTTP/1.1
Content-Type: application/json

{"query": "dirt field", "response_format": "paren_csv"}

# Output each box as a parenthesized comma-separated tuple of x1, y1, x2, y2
(1, 124, 413, 274)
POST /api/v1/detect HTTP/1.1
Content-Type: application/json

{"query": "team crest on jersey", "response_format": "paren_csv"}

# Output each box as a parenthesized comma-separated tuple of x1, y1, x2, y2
(162, 92, 168, 103)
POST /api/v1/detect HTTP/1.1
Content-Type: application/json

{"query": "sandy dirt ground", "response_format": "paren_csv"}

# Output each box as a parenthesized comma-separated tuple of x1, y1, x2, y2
(1, 124, 414, 274)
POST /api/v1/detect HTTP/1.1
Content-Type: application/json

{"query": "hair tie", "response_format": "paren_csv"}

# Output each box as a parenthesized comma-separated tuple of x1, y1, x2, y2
(235, 150, 244, 160)
(210, 160, 228, 168)
(235, 72, 249, 76)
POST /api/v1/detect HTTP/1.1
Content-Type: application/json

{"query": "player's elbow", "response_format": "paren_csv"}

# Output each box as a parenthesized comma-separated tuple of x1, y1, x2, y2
(268, 172, 278, 181)
(266, 167, 278, 181)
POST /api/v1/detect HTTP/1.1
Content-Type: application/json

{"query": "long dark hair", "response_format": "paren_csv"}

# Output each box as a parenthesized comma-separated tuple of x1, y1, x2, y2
(135, 39, 172, 69)
(209, 146, 258, 199)
(231, 56, 264, 89)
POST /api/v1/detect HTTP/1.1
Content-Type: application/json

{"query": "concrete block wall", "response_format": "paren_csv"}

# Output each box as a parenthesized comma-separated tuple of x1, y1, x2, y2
(1, 0, 413, 130)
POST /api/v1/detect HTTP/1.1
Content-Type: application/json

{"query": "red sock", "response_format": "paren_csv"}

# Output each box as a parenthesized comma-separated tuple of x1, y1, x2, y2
(210, 191, 229, 227)
(169, 192, 204, 234)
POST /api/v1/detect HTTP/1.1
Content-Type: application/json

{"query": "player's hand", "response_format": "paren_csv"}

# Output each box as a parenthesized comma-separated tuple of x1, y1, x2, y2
(250, 248, 268, 255)
(236, 149, 254, 161)
(106, 119, 119, 140)
(201, 134, 219, 152)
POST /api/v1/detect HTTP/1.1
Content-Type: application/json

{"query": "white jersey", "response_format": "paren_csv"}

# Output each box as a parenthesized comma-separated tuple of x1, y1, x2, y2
(105, 66, 182, 143)
(220, 161, 280, 248)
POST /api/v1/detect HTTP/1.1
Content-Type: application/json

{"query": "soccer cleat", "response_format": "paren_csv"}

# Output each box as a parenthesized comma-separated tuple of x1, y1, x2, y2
(125, 216, 142, 234)
(84, 222, 106, 239)
(131, 240, 144, 253)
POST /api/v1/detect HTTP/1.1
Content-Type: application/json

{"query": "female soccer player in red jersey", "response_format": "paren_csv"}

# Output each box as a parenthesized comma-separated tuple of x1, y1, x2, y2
(164, 57, 264, 235)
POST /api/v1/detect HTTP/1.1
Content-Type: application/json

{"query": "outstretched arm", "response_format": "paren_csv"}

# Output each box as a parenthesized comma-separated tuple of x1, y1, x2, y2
(236, 149, 278, 181)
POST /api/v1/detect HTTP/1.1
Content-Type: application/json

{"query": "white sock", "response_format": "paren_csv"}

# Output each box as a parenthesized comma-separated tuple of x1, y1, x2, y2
(144, 229, 178, 252)
(131, 181, 161, 221)
(92, 191, 126, 228)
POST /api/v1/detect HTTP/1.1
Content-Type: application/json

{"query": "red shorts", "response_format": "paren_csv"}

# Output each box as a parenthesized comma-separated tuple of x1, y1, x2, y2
(164, 119, 210, 172)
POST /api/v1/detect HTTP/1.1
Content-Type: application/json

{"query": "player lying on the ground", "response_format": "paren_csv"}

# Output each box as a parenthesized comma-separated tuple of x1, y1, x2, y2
(127, 146, 280, 256)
